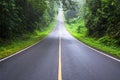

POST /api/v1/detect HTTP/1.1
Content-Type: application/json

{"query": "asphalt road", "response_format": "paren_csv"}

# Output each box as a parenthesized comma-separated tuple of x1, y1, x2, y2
(0, 10, 120, 80)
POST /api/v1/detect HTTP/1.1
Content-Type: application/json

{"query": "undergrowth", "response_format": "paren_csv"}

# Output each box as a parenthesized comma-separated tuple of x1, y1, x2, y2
(65, 19, 120, 58)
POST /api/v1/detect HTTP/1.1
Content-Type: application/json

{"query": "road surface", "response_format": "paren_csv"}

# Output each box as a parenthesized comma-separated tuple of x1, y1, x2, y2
(0, 10, 120, 80)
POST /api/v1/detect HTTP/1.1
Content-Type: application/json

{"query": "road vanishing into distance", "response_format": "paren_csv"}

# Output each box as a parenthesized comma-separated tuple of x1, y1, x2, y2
(0, 10, 120, 80)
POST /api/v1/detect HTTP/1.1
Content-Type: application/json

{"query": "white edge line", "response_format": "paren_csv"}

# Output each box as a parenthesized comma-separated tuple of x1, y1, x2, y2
(0, 23, 57, 63)
(0, 36, 47, 62)
(64, 23, 120, 62)
(0, 41, 39, 62)
(74, 38, 120, 62)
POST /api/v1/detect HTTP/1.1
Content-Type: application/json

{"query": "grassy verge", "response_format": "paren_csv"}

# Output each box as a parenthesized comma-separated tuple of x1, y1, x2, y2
(0, 21, 56, 59)
(65, 20, 120, 59)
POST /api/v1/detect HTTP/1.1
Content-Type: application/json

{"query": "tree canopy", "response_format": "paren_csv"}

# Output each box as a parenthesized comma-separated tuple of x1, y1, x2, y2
(0, 0, 58, 41)
(62, 0, 120, 46)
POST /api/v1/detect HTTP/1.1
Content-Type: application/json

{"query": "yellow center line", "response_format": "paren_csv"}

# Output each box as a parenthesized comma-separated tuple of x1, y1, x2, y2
(58, 27, 62, 80)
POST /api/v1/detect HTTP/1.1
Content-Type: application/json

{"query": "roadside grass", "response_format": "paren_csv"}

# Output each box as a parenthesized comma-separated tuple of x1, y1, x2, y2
(0, 20, 56, 59)
(65, 20, 120, 58)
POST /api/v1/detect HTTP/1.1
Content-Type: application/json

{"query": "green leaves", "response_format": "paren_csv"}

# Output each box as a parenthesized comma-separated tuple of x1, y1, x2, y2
(0, 0, 58, 41)
(85, 0, 120, 46)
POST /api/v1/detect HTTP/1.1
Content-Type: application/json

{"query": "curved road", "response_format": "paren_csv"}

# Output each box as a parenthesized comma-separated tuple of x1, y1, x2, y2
(0, 10, 120, 80)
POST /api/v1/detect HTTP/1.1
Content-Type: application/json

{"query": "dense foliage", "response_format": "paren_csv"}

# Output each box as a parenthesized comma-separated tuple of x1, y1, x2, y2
(61, 0, 80, 23)
(0, 0, 58, 42)
(86, 0, 120, 46)
(62, 0, 120, 46)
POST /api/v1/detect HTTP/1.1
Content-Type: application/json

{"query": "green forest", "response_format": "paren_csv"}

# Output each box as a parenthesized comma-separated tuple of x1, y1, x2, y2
(0, 0, 120, 59)
(0, 0, 58, 40)
(0, 0, 59, 58)
(62, 0, 120, 58)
